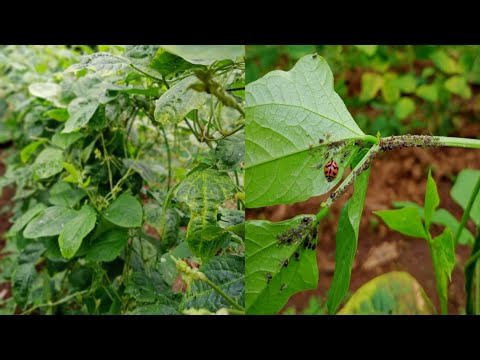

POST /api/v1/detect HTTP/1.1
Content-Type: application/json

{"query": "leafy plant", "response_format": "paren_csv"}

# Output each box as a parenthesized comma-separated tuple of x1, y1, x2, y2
(0, 45, 245, 315)
(245, 53, 480, 315)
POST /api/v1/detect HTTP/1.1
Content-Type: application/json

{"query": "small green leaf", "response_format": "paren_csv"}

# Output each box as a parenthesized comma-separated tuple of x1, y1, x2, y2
(23, 206, 77, 239)
(431, 51, 461, 74)
(433, 209, 474, 246)
(354, 45, 378, 56)
(359, 72, 383, 101)
(20, 139, 47, 164)
(416, 84, 439, 102)
(451, 169, 480, 226)
(394, 97, 416, 120)
(444, 75, 472, 99)
(103, 193, 143, 228)
(154, 76, 209, 125)
(245, 215, 318, 314)
(63, 98, 99, 133)
(18, 242, 46, 265)
(160, 45, 244, 65)
(381, 72, 400, 103)
(49, 182, 86, 208)
(424, 168, 440, 231)
(86, 229, 129, 262)
(176, 168, 235, 259)
(158, 208, 180, 248)
(150, 48, 195, 76)
(58, 205, 97, 259)
(32, 147, 64, 179)
(182, 255, 244, 312)
(44, 108, 69, 122)
(213, 132, 245, 170)
(338, 271, 435, 315)
(395, 74, 417, 93)
(431, 228, 455, 314)
(328, 159, 371, 314)
(9, 203, 47, 235)
(374, 207, 426, 239)
(29, 82, 61, 100)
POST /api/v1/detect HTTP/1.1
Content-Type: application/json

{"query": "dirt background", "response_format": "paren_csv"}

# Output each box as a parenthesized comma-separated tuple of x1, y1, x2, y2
(246, 123, 480, 315)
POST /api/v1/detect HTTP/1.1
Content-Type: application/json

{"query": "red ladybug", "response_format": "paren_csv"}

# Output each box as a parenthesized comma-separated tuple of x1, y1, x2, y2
(324, 160, 339, 182)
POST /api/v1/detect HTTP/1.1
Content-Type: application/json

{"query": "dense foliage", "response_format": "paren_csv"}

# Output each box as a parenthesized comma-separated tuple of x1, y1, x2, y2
(0, 45, 245, 315)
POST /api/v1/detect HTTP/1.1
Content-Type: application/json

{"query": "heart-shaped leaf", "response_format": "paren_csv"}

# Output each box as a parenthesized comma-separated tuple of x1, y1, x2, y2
(58, 205, 97, 259)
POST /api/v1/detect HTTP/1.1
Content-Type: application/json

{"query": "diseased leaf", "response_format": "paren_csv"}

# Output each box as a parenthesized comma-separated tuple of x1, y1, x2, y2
(32, 147, 64, 179)
(160, 45, 244, 65)
(175, 168, 235, 259)
(154, 76, 209, 125)
(214, 132, 245, 170)
(246, 215, 318, 314)
(13, 263, 36, 308)
(23, 206, 77, 239)
(65, 52, 131, 76)
(63, 98, 99, 133)
(182, 255, 244, 312)
(8, 203, 47, 235)
(338, 271, 435, 315)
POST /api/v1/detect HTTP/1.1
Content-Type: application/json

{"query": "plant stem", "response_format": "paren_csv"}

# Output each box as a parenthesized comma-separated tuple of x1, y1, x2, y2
(130, 64, 163, 83)
(381, 135, 480, 150)
(100, 133, 113, 191)
(22, 289, 89, 315)
(454, 175, 480, 247)
(159, 124, 172, 190)
(203, 277, 245, 312)
(476, 262, 480, 314)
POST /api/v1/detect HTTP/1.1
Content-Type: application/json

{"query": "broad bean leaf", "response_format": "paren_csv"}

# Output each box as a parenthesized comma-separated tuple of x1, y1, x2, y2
(23, 206, 77, 238)
(246, 215, 318, 314)
(58, 205, 97, 259)
(32, 147, 64, 179)
(374, 207, 426, 239)
(245, 54, 365, 208)
(103, 193, 143, 228)
(86, 229, 129, 262)
(160, 45, 244, 65)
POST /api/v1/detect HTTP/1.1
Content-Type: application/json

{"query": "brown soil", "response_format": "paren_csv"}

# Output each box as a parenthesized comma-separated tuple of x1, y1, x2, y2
(246, 125, 480, 314)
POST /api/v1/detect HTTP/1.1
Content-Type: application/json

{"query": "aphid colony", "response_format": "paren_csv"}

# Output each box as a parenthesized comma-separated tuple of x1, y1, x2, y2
(267, 217, 319, 290)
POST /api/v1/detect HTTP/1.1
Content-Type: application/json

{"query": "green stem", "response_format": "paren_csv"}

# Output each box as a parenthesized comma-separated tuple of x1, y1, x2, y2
(225, 308, 245, 315)
(21, 289, 89, 315)
(426, 232, 448, 315)
(130, 64, 163, 82)
(454, 175, 480, 247)
(476, 262, 480, 314)
(381, 135, 480, 150)
(465, 249, 480, 268)
(159, 125, 172, 190)
(203, 277, 245, 312)
(363, 134, 380, 145)
(100, 133, 113, 191)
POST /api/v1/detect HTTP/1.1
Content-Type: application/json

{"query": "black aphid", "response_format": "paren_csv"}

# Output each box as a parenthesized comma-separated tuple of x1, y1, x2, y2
(266, 273, 272, 283)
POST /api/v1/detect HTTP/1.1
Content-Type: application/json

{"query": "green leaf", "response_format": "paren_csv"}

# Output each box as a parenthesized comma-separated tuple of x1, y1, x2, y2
(160, 45, 244, 65)
(65, 52, 131, 76)
(125, 272, 157, 302)
(465, 232, 480, 314)
(9, 203, 47, 235)
(63, 98, 99, 133)
(51, 132, 83, 149)
(158, 208, 180, 248)
(183, 255, 244, 312)
(338, 271, 435, 314)
(394, 97, 416, 120)
(122, 159, 166, 184)
(23, 206, 77, 238)
(175, 168, 235, 259)
(451, 169, 480, 226)
(431, 51, 461, 74)
(433, 209, 474, 246)
(154, 76, 209, 125)
(354, 45, 378, 56)
(431, 228, 455, 314)
(49, 182, 86, 208)
(13, 263, 36, 308)
(150, 48, 195, 77)
(86, 229, 129, 262)
(58, 205, 97, 259)
(424, 168, 440, 231)
(416, 84, 439, 102)
(20, 139, 47, 164)
(213, 132, 245, 170)
(444, 75, 472, 99)
(245, 215, 318, 314)
(32, 147, 64, 179)
(44, 108, 69, 122)
(129, 304, 179, 315)
(28, 82, 61, 100)
(395, 74, 417, 93)
(327, 160, 371, 314)
(359, 72, 383, 101)
(381, 72, 400, 103)
(103, 193, 143, 228)
(374, 207, 426, 239)
(18, 242, 46, 265)
(245, 54, 364, 208)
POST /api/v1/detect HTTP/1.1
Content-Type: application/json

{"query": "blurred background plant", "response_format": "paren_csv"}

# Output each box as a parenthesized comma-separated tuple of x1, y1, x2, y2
(247, 45, 480, 137)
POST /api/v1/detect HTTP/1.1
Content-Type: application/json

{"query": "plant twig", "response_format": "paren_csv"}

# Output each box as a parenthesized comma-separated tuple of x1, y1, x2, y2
(21, 289, 89, 315)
